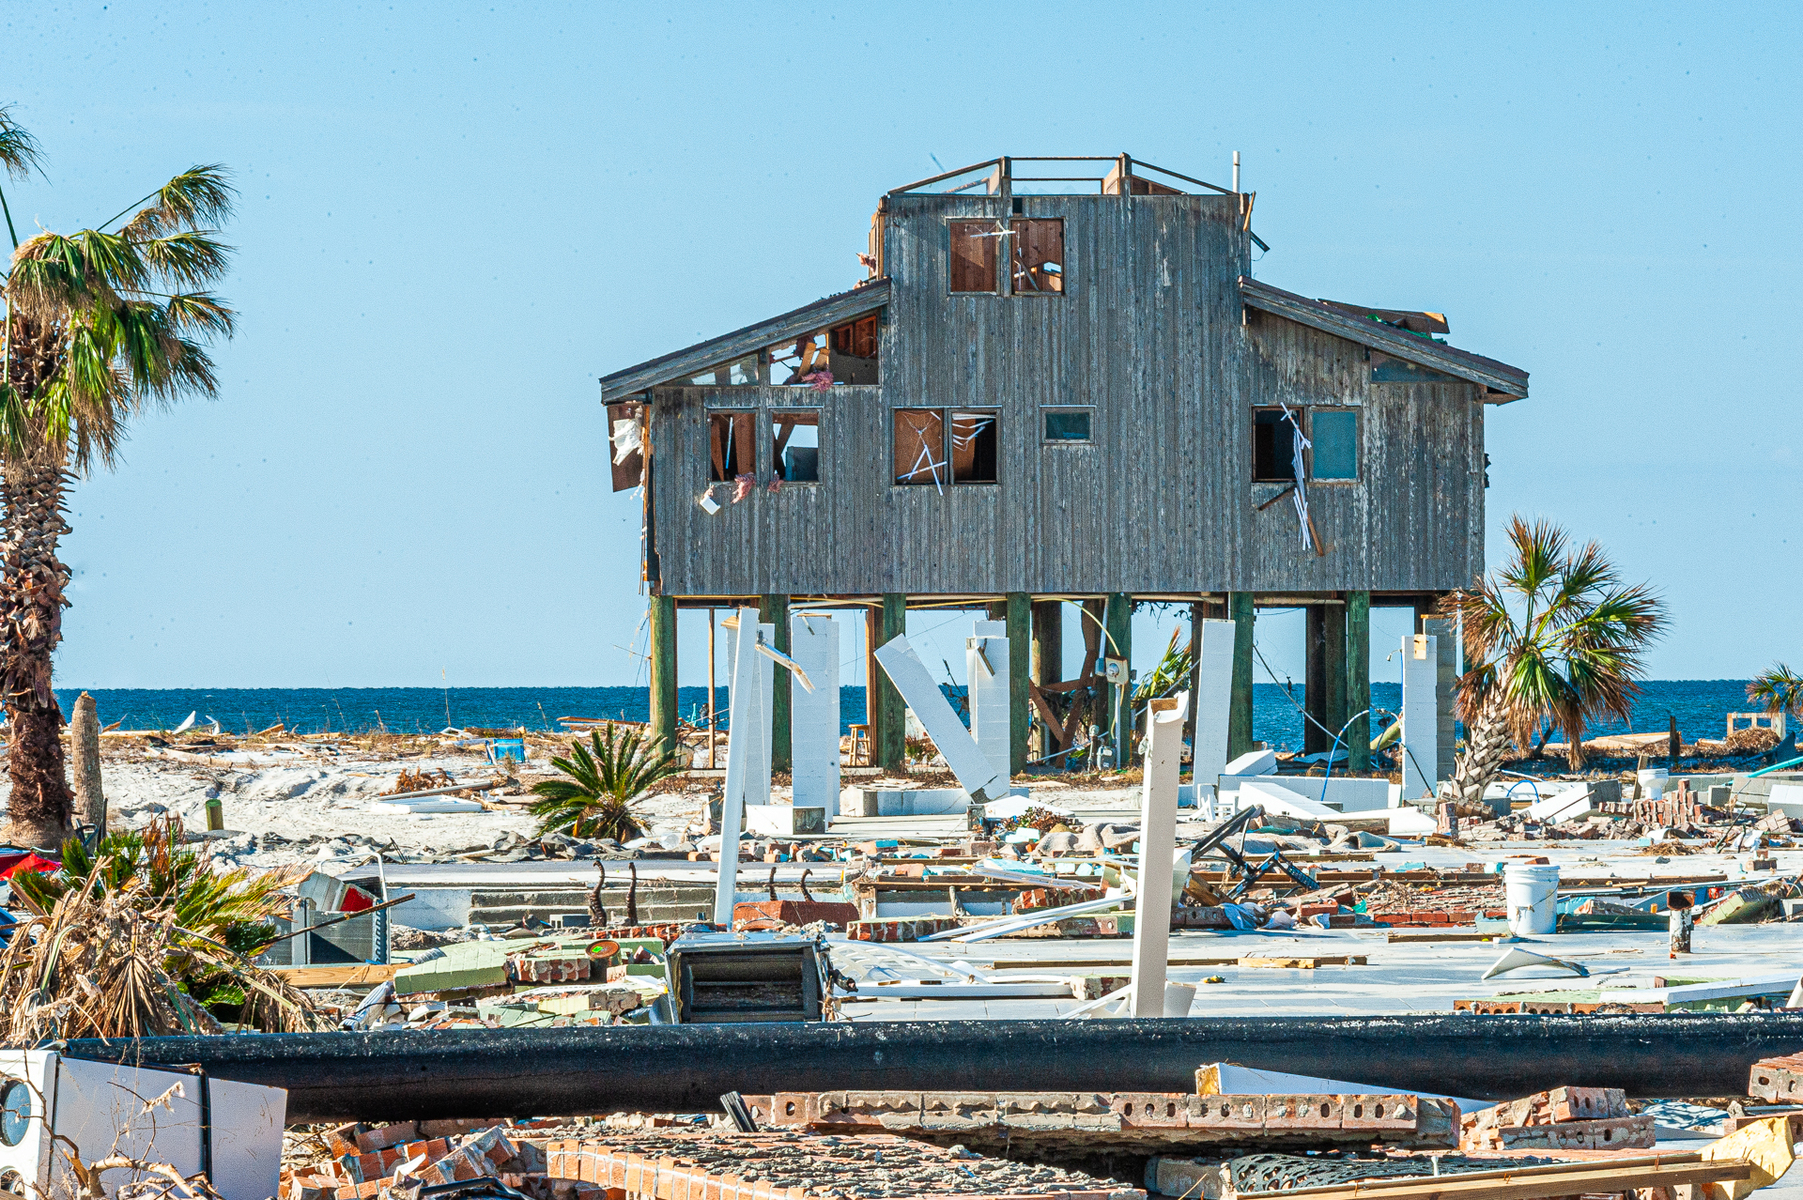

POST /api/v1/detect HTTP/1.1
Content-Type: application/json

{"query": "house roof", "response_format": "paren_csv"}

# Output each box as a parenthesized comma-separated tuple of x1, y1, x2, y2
(600, 279, 891, 403)
(1238, 276, 1528, 400)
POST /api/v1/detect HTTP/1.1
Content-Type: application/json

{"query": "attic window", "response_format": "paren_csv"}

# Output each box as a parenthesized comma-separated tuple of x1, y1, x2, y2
(773, 411, 820, 483)
(1253, 409, 1299, 483)
(770, 332, 830, 387)
(689, 355, 759, 386)
(1010, 219, 1064, 294)
(709, 411, 755, 482)
(949, 221, 1000, 293)
(828, 314, 879, 385)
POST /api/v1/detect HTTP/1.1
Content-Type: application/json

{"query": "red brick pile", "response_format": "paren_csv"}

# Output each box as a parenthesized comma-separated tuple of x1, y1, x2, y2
(1460, 1086, 1652, 1152)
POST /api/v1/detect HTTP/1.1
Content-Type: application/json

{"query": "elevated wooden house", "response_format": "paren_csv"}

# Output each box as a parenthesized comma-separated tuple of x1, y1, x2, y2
(601, 155, 1527, 776)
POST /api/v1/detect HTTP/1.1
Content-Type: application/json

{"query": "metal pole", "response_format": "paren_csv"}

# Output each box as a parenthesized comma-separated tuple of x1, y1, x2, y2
(63, 1014, 1803, 1124)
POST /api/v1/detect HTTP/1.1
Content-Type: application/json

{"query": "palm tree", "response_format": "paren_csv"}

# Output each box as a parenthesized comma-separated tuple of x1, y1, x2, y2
(1748, 664, 1803, 737)
(530, 724, 682, 842)
(0, 105, 235, 847)
(1441, 516, 1666, 804)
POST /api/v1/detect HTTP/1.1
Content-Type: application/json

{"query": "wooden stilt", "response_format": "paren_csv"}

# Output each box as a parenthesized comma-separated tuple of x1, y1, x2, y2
(1228, 592, 1255, 761)
(1346, 591, 1371, 773)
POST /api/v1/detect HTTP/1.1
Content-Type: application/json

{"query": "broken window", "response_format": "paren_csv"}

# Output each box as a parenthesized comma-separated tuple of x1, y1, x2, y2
(773, 410, 820, 483)
(709, 411, 756, 482)
(950, 411, 999, 483)
(686, 355, 760, 386)
(1043, 408, 1091, 443)
(893, 409, 947, 486)
(949, 221, 1000, 293)
(1310, 409, 1359, 480)
(1253, 408, 1299, 483)
(828, 314, 879, 385)
(606, 399, 645, 492)
(1010, 219, 1064, 294)
(769, 331, 831, 387)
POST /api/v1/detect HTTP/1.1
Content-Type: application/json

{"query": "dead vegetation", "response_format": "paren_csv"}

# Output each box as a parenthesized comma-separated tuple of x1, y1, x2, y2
(0, 840, 328, 1042)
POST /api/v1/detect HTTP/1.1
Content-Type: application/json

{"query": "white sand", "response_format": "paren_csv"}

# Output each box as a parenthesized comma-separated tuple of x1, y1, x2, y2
(0, 739, 717, 873)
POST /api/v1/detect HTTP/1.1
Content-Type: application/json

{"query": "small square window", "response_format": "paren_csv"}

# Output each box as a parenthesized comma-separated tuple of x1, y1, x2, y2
(1044, 410, 1091, 442)
(773, 411, 820, 482)
(1011, 219, 1064, 294)
(1253, 409, 1299, 483)
(949, 221, 1000, 293)
(950, 412, 999, 483)
(709, 412, 755, 482)
(894, 410, 946, 485)
(1310, 409, 1358, 480)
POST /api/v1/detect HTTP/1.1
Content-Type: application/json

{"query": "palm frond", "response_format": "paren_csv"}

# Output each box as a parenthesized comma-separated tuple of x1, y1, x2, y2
(138, 229, 234, 289)
(116, 164, 236, 239)
(529, 724, 680, 842)
(1749, 664, 1803, 720)
(0, 105, 43, 181)
(1444, 514, 1666, 773)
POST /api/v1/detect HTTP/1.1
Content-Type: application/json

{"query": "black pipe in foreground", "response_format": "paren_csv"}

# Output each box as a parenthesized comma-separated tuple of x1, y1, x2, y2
(60, 1015, 1803, 1125)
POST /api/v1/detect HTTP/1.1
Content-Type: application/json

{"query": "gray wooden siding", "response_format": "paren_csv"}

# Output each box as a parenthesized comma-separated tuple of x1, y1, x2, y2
(649, 192, 1486, 597)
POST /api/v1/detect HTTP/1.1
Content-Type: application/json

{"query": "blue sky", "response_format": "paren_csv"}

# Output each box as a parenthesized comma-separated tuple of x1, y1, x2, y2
(4, 2, 1797, 695)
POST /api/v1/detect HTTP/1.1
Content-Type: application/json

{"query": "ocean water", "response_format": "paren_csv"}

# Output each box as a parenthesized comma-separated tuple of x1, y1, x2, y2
(55, 679, 1766, 751)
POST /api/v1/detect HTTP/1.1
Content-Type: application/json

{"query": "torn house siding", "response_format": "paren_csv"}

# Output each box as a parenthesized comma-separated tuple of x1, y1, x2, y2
(642, 184, 1497, 598)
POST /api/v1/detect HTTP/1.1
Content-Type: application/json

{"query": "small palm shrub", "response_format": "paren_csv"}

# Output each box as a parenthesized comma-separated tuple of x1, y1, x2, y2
(530, 725, 681, 842)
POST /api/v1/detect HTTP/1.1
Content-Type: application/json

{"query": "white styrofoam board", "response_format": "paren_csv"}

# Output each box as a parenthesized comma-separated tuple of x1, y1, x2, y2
(1526, 784, 1592, 822)
(745, 804, 827, 837)
(1224, 748, 1278, 776)
(369, 798, 487, 814)
(1238, 779, 1341, 821)
(1199, 1062, 1484, 1116)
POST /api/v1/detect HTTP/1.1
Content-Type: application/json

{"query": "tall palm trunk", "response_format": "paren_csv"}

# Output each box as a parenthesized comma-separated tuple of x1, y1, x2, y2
(1449, 695, 1513, 807)
(0, 445, 73, 849)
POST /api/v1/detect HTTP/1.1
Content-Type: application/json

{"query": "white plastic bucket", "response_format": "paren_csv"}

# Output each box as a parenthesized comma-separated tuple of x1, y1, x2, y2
(1638, 768, 1669, 800)
(1504, 863, 1561, 936)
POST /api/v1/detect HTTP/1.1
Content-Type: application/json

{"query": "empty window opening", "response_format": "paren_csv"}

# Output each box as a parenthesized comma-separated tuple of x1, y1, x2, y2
(769, 331, 831, 387)
(894, 410, 947, 486)
(828, 314, 879, 384)
(949, 221, 1001, 293)
(773, 411, 820, 482)
(688, 355, 760, 386)
(951, 412, 999, 483)
(1253, 408, 1300, 483)
(1011, 219, 1064, 294)
(709, 411, 756, 482)
(1043, 409, 1091, 443)
(1310, 409, 1359, 480)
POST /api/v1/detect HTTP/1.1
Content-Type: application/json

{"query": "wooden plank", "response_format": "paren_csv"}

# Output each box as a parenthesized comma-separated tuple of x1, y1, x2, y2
(1238, 1155, 1747, 1200)
(274, 963, 400, 987)
(601, 280, 890, 401)
(1238, 955, 1368, 969)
